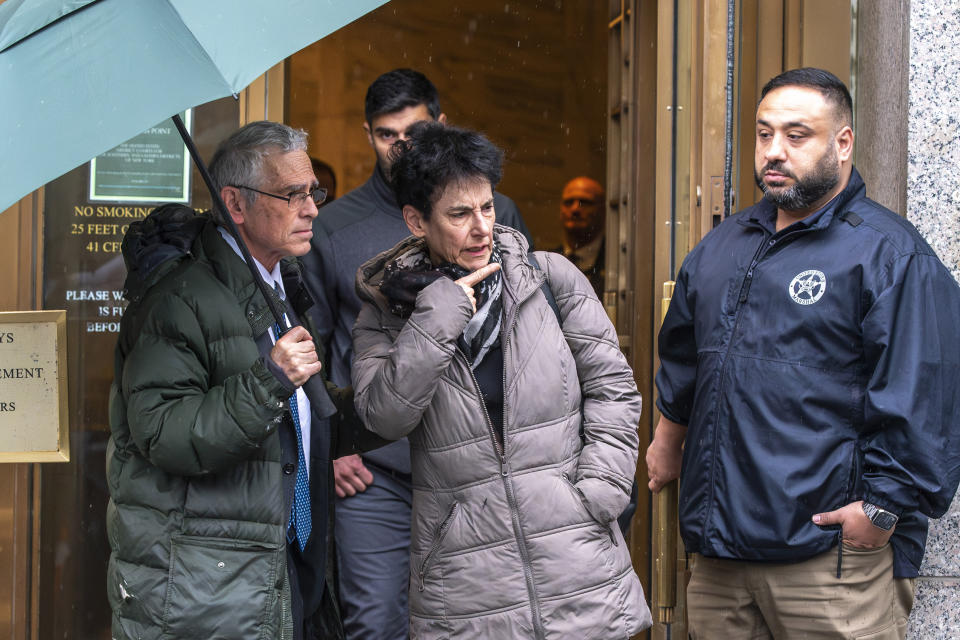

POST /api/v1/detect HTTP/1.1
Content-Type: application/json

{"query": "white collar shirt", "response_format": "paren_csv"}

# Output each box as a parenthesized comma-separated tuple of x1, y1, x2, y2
(219, 226, 311, 475)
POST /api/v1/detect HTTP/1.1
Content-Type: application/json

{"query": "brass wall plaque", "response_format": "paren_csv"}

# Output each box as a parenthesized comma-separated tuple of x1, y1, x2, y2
(0, 310, 70, 462)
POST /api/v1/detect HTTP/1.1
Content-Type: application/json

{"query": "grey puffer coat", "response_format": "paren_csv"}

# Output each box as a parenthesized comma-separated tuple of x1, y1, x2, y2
(352, 226, 652, 639)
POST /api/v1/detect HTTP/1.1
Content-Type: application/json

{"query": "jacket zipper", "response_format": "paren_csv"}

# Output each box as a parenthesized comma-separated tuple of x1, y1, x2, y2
(418, 502, 461, 592)
(463, 351, 505, 460)
(735, 233, 770, 304)
(463, 353, 549, 637)
(703, 224, 813, 543)
(463, 357, 544, 638)
(501, 276, 548, 640)
(702, 231, 770, 540)
(461, 271, 547, 640)
(280, 563, 292, 640)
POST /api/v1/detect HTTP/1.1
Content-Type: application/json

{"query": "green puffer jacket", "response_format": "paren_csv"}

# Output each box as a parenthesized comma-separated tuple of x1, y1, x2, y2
(106, 207, 382, 640)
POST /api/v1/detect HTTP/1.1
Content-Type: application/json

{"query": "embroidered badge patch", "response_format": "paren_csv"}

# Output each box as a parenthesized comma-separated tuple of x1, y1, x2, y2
(789, 270, 826, 305)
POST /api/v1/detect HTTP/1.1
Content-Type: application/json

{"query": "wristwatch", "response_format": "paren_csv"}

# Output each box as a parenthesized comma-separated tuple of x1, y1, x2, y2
(862, 502, 899, 530)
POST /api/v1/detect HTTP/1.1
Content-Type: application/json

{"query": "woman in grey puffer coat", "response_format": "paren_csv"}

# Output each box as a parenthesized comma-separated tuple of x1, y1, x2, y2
(352, 122, 652, 639)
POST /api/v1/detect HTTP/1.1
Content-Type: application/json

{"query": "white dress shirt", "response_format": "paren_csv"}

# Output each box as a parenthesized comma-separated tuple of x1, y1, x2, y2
(219, 226, 311, 475)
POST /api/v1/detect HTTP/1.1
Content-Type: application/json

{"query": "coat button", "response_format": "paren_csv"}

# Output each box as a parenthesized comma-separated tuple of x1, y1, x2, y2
(283, 463, 295, 475)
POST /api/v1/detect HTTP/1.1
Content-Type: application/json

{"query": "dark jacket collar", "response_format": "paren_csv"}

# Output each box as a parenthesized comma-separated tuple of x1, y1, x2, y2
(199, 221, 315, 337)
(742, 166, 867, 233)
(201, 219, 335, 418)
(366, 165, 403, 218)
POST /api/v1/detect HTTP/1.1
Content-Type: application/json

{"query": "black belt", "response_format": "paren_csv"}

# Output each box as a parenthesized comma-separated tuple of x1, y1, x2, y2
(364, 460, 412, 485)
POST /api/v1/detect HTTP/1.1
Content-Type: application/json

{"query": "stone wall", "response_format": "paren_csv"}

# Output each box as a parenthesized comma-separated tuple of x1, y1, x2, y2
(907, 1, 960, 637)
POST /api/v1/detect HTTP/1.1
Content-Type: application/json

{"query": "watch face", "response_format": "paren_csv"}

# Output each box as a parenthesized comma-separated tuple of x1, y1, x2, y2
(873, 511, 898, 530)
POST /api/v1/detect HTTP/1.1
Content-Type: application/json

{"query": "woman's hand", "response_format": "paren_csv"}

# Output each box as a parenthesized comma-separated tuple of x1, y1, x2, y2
(454, 263, 501, 312)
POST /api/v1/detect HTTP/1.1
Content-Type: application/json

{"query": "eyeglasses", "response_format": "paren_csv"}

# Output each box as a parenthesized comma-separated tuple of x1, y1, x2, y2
(232, 184, 327, 209)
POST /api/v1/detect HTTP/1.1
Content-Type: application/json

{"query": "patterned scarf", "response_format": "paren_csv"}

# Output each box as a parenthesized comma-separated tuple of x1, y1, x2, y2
(380, 242, 504, 368)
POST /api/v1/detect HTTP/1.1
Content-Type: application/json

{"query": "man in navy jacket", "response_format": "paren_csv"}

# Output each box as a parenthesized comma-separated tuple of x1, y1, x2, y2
(647, 68, 960, 639)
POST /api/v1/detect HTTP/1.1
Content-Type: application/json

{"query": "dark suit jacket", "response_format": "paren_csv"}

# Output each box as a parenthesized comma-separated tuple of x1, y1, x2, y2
(255, 264, 389, 639)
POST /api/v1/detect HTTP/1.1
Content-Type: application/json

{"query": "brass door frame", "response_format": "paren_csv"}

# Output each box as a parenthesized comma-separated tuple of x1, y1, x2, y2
(607, 6, 658, 633)
(240, 63, 286, 125)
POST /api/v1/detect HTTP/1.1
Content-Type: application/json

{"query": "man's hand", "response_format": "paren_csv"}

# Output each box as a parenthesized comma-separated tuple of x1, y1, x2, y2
(646, 416, 687, 493)
(334, 454, 374, 498)
(813, 500, 895, 549)
(455, 263, 501, 313)
(270, 326, 322, 387)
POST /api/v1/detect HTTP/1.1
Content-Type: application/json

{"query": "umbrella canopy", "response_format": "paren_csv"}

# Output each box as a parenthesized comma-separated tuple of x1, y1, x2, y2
(0, 0, 389, 212)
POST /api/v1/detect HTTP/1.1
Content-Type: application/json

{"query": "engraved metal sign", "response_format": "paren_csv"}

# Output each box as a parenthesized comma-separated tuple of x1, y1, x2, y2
(0, 311, 70, 462)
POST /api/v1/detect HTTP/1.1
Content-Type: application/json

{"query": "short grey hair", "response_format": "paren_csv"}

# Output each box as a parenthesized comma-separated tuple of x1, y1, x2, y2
(209, 121, 309, 205)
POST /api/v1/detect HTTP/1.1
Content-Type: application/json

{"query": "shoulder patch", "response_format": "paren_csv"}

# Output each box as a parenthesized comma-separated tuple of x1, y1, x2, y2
(842, 211, 863, 227)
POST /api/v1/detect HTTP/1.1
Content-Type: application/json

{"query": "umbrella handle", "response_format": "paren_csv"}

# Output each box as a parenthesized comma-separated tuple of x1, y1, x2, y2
(171, 114, 289, 331)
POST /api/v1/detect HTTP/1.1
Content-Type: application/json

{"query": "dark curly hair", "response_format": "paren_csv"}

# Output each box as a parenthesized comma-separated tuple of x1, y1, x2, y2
(389, 121, 503, 219)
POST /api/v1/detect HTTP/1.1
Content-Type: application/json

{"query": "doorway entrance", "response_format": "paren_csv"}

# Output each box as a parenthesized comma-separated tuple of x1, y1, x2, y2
(0, 2, 858, 638)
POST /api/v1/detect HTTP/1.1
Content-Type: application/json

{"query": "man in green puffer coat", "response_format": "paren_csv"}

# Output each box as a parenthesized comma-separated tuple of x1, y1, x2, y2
(106, 121, 387, 640)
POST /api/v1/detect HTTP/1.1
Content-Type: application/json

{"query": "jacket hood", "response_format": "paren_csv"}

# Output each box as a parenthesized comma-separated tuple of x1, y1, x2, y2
(121, 204, 209, 302)
(355, 224, 541, 316)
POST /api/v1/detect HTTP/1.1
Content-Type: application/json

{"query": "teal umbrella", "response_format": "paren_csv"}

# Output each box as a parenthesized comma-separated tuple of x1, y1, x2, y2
(0, 0, 389, 213)
(0, 0, 388, 325)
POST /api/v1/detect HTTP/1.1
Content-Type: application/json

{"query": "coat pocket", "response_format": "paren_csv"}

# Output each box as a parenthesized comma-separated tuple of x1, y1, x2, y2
(417, 501, 460, 593)
(853, 618, 907, 640)
(561, 473, 618, 546)
(108, 555, 167, 630)
(162, 535, 282, 640)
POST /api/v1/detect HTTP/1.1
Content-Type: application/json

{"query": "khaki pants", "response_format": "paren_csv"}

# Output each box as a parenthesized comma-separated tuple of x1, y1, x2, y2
(687, 544, 915, 639)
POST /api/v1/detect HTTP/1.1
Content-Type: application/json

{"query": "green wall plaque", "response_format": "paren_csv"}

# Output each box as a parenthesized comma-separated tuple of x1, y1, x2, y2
(89, 110, 192, 203)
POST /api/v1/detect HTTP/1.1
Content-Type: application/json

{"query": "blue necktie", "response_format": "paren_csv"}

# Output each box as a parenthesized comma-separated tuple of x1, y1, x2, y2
(273, 283, 311, 551)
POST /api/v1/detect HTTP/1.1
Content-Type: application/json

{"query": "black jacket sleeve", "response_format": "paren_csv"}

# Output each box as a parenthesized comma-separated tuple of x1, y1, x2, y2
(859, 252, 960, 518)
